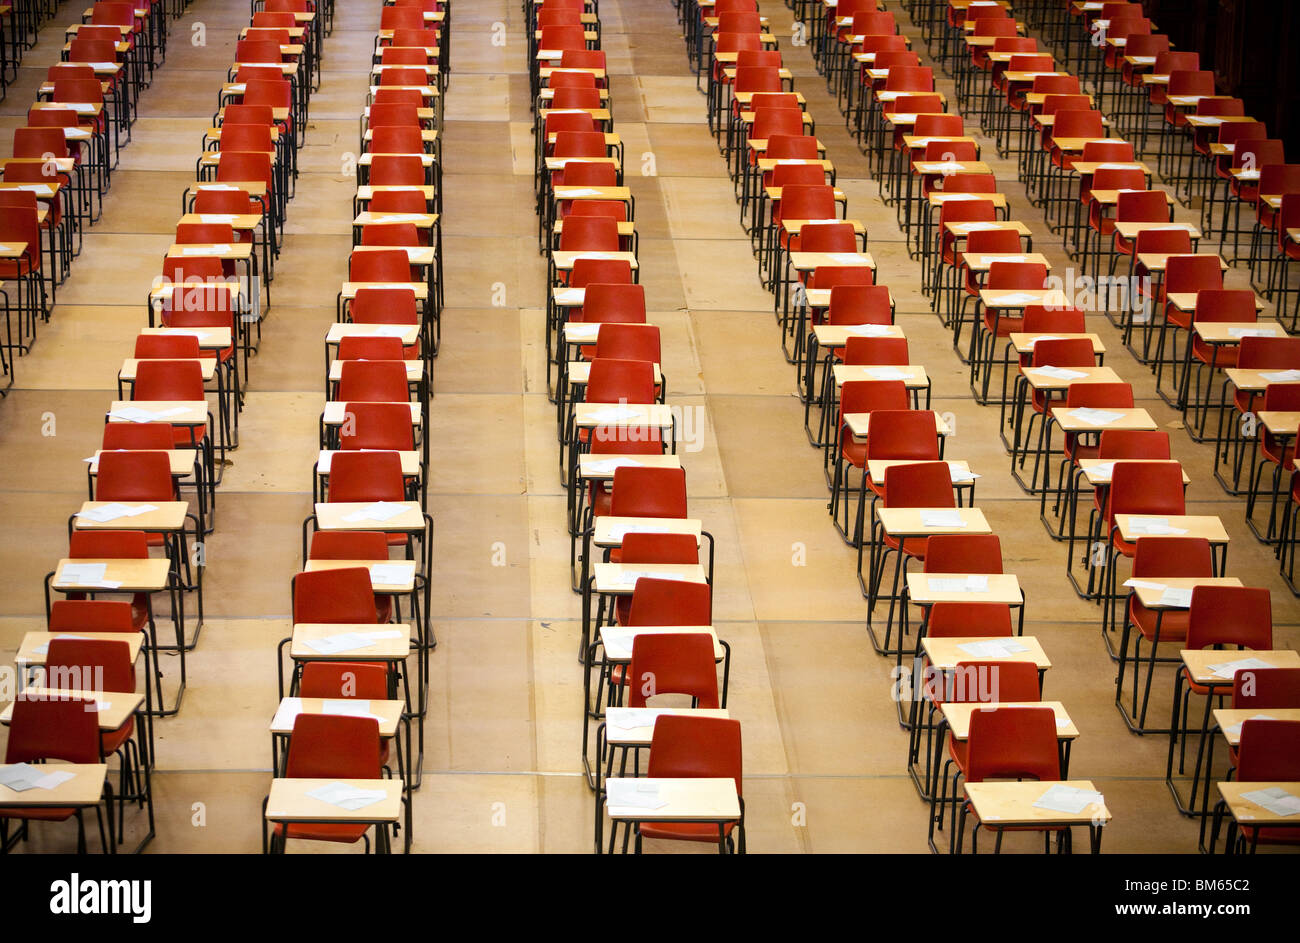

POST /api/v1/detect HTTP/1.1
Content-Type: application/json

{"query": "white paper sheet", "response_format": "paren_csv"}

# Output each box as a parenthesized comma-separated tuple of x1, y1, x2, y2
(1032, 784, 1103, 815)
(304, 781, 388, 812)
(605, 778, 669, 811)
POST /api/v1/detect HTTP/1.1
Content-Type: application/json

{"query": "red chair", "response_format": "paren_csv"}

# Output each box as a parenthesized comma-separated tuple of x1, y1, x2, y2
(265, 714, 388, 852)
(952, 707, 1065, 853)
(1116, 536, 1215, 730)
(0, 696, 111, 853)
(1219, 720, 1300, 851)
(632, 715, 744, 853)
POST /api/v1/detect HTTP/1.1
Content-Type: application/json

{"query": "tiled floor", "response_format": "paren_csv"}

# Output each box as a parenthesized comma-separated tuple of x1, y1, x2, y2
(0, 0, 1295, 854)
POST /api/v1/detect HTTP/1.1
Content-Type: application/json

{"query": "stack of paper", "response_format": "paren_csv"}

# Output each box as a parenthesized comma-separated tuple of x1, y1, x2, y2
(606, 707, 670, 731)
(1127, 517, 1188, 536)
(1070, 407, 1124, 426)
(928, 574, 990, 593)
(957, 639, 1030, 658)
(1207, 656, 1276, 681)
(1033, 784, 1104, 814)
(865, 366, 911, 380)
(30, 634, 92, 655)
(1032, 365, 1088, 381)
(586, 405, 642, 422)
(1222, 713, 1277, 737)
(584, 457, 642, 475)
(0, 763, 76, 793)
(1261, 369, 1300, 383)
(947, 463, 980, 483)
(341, 502, 408, 524)
(109, 405, 188, 423)
(605, 779, 669, 811)
(841, 324, 891, 337)
(367, 564, 412, 586)
(304, 782, 388, 812)
(1156, 587, 1193, 608)
(920, 509, 966, 528)
(301, 629, 403, 655)
(1239, 786, 1300, 817)
(76, 503, 158, 524)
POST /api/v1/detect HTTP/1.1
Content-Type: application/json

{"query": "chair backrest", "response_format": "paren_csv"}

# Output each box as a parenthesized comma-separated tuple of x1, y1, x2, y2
(348, 248, 411, 282)
(1192, 289, 1258, 325)
(965, 707, 1061, 782)
(1130, 535, 1213, 578)
(923, 535, 1004, 574)
(557, 215, 619, 251)
(1234, 720, 1300, 782)
(827, 285, 892, 325)
(584, 357, 655, 404)
(626, 579, 712, 626)
(1097, 429, 1170, 460)
(1108, 460, 1186, 517)
(326, 451, 406, 503)
(1115, 189, 1171, 223)
(4, 697, 101, 764)
(285, 714, 382, 779)
(1232, 668, 1300, 710)
(628, 633, 720, 709)
(608, 466, 688, 519)
(1051, 109, 1105, 140)
(1064, 381, 1133, 409)
(48, 599, 138, 634)
(349, 287, 418, 323)
(133, 359, 204, 400)
(569, 259, 633, 288)
(882, 460, 954, 507)
(618, 533, 699, 566)
(94, 450, 173, 502)
(838, 380, 910, 422)
(1186, 586, 1272, 651)
(337, 401, 415, 451)
(843, 335, 909, 365)
(46, 638, 134, 694)
(944, 661, 1041, 705)
(865, 410, 942, 462)
(1237, 336, 1300, 370)
(102, 420, 177, 450)
(298, 661, 390, 700)
(646, 715, 742, 795)
(594, 323, 660, 364)
(580, 283, 646, 322)
(337, 360, 410, 403)
(926, 601, 1014, 638)
(1021, 304, 1086, 333)
(1030, 337, 1095, 368)
(292, 567, 379, 624)
(68, 529, 149, 560)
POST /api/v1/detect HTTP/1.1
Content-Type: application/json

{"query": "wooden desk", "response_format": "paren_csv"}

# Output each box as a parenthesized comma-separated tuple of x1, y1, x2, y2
(921, 635, 1051, 670)
(16, 631, 144, 668)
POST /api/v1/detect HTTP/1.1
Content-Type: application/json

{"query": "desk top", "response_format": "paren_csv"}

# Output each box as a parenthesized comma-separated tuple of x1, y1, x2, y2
(922, 635, 1051, 670)
(603, 777, 740, 823)
(964, 780, 1111, 827)
(264, 778, 403, 824)
(0, 763, 107, 808)
(289, 623, 412, 661)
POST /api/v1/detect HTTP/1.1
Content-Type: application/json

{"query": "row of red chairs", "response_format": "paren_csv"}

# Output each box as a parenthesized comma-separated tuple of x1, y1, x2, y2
(0, 0, 339, 856)
(810, 0, 1300, 853)
(533, 0, 748, 855)
(260, 0, 445, 855)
